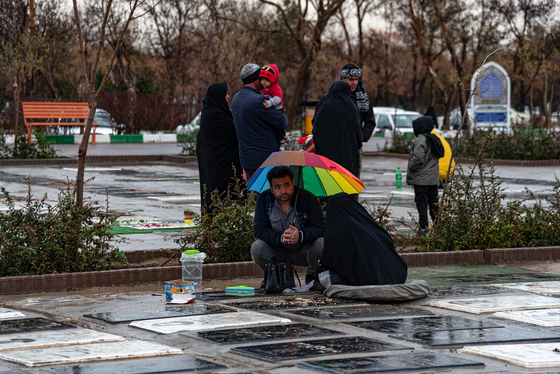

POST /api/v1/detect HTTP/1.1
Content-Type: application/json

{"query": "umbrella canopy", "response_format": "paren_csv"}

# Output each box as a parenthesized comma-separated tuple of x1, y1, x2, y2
(247, 151, 365, 196)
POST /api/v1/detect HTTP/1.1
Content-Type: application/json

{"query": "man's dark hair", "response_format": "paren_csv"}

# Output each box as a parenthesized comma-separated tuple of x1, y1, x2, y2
(267, 166, 294, 185)
(341, 62, 360, 70)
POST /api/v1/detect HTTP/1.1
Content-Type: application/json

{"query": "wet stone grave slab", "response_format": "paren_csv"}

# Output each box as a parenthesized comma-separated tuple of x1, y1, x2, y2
(436, 273, 558, 283)
(0, 371, 33, 374)
(494, 308, 560, 327)
(0, 318, 76, 335)
(489, 281, 560, 296)
(390, 326, 560, 348)
(84, 304, 233, 323)
(183, 323, 345, 344)
(429, 285, 512, 298)
(0, 328, 124, 351)
(0, 309, 25, 320)
(8, 296, 86, 306)
(223, 295, 362, 310)
(41, 355, 227, 374)
(230, 336, 411, 363)
(297, 352, 485, 373)
(130, 311, 291, 334)
(0, 341, 182, 367)
(347, 316, 503, 334)
(430, 295, 560, 314)
(463, 343, 560, 370)
(283, 304, 433, 321)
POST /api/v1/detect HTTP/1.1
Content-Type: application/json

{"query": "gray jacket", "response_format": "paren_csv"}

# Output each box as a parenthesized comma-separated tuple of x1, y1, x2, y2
(406, 134, 439, 186)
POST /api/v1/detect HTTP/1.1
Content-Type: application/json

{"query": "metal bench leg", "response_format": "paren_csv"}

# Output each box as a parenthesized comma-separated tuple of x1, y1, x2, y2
(27, 127, 32, 144)
(92, 132, 96, 145)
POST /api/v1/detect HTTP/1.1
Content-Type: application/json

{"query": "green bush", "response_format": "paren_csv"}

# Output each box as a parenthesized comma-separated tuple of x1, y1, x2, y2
(176, 177, 256, 263)
(396, 139, 560, 251)
(0, 131, 57, 159)
(0, 179, 125, 276)
(453, 126, 560, 161)
(382, 130, 414, 154)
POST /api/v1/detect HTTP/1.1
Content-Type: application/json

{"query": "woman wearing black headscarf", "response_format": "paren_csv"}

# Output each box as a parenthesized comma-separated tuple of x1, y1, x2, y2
(320, 193, 407, 286)
(312, 81, 362, 177)
(197, 82, 242, 212)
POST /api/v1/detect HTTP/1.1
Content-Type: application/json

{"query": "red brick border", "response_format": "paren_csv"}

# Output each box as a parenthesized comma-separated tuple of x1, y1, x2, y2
(2, 247, 559, 295)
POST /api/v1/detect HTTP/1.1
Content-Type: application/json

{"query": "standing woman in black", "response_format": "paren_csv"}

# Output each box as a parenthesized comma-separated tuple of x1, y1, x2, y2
(312, 81, 362, 177)
(196, 82, 242, 213)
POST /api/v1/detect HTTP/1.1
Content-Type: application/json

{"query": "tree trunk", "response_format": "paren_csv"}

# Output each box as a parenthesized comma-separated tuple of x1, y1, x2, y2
(76, 104, 97, 206)
(13, 79, 20, 155)
(284, 57, 313, 130)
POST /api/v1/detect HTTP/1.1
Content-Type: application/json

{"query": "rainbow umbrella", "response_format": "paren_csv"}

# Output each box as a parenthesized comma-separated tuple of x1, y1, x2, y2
(247, 151, 365, 196)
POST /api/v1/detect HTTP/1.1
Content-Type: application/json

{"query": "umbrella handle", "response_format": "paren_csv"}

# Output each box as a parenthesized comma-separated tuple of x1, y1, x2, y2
(292, 166, 302, 226)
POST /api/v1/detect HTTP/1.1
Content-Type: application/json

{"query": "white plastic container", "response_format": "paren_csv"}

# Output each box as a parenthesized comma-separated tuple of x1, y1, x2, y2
(180, 250, 206, 288)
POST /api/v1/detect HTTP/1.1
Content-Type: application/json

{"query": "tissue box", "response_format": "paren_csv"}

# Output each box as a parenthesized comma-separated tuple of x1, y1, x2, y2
(165, 279, 195, 301)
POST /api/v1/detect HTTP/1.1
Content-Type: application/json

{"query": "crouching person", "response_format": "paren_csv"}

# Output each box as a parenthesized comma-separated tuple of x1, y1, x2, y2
(251, 166, 325, 286)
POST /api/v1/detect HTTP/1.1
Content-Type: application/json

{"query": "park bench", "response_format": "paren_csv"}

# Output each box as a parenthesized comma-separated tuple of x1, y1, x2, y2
(22, 102, 98, 144)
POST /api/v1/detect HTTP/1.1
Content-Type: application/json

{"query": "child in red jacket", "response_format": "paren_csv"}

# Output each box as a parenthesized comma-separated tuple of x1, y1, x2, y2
(260, 64, 289, 150)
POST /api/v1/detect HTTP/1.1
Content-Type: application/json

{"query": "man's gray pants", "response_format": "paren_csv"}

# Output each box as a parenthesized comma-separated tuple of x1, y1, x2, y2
(251, 238, 324, 279)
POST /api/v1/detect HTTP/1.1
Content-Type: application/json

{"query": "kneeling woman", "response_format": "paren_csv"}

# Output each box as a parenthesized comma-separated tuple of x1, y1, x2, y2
(317, 193, 407, 290)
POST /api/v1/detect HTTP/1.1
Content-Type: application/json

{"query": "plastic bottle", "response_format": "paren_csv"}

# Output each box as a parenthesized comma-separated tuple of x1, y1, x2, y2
(180, 250, 206, 289)
(396, 167, 402, 189)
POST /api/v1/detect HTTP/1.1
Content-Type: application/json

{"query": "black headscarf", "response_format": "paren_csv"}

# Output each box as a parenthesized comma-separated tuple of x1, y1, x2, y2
(412, 116, 444, 159)
(197, 82, 242, 211)
(320, 193, 407, 286)
(312, 81, 362, 177)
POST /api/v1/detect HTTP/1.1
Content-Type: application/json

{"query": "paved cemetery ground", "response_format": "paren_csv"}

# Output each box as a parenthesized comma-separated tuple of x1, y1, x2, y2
(1, 262, 560, 372)
(1, 142, 558, 253)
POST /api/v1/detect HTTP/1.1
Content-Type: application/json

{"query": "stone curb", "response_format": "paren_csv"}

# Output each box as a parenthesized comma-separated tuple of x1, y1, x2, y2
(2, 247, 559, 295)
(0, 155, 197, 166)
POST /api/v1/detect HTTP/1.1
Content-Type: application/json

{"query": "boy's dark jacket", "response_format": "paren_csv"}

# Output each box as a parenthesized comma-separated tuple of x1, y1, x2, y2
(406, 116, 444, 186)
(254, 187, 325, 247)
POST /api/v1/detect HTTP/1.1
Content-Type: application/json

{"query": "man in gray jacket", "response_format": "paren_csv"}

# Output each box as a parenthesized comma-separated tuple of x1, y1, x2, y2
(406, 116, 444, 233)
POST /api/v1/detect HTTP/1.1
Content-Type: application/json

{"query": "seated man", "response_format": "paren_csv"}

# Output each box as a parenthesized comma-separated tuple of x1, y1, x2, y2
(252, 166, 325, 285)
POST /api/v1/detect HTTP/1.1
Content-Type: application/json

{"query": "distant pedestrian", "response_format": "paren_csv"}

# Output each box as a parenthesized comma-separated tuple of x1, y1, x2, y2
(232, 63, 288, 180)
(313, 62, 376, 177)
(196, 82, 242, 213)
(425, 106, 438, 129)
(259, 64, 289, 150)
(406, 116, 445, 233)
(312, 81, 362, 177)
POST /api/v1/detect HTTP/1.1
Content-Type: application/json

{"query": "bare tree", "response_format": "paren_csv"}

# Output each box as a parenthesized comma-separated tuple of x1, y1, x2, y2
(144, 0, 200, 99)
(259, 0, 346, 127)
(72, 0, 149, 207)
(491, 0, 556, 111)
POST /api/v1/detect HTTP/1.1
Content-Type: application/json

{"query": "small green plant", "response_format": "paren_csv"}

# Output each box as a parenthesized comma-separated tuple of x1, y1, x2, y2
(177, 127, 197, 156)
(0, 178, 126, 276)
(176, 177, 256, 263)
(382, 130, 414, 154)
(0, 131, 57, 159)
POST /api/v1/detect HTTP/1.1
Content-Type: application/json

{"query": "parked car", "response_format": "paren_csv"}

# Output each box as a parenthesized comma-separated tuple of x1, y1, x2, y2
(373, 107, 422, 135)
(447, 106, 530, 130)
(48, 108, 117, 136)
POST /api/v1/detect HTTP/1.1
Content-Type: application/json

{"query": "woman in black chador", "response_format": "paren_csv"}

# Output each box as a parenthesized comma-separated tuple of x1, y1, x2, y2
(196, 82, 242, 212)
(320, 193, 407, 286)
(312, 81, 362, 177)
